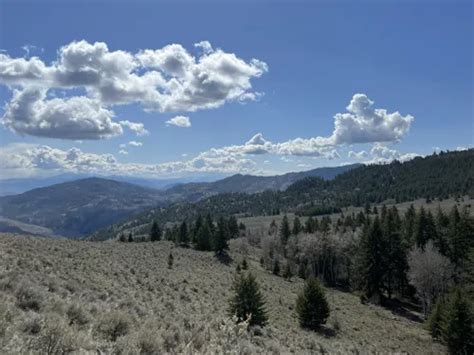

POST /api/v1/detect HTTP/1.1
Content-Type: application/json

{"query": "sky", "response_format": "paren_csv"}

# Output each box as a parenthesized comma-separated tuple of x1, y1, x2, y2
(0, 0, 472, 180)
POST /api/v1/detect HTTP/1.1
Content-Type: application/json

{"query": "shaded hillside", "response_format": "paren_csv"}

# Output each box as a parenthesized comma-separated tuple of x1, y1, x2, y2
(92, 149, 474, 241)
(0, 178, 165, 237)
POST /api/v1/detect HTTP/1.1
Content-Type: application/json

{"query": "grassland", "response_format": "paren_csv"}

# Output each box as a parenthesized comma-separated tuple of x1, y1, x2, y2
(0, 233, 445, 354)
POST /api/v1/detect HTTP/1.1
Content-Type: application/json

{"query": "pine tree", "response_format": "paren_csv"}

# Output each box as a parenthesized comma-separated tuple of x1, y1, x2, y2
(228, 273, 268, 327)
(449, 206, 474, 269)
(195, 223, 211, 251)
(213, 216, 229, 255)
(414, 207, 437, 248)
(228, 215, 239, 239)
(357, 216, 386, 304)
(283, 262, 293, 280)
(427, 297, 445, 340)
(279, 215, 291, 245)
(192, 215, 203, 244)
(444, 288, 474, 354)
(242, 258, 249, 270)
(305, 216, 315, 233)
(272, 258, 280, 276)
(118, 233, 127, 242)
(296, 277, 330, 330)
(403, 204, 417, 245)
(292, 216, 302, 235)
(128, 232, 133, 243)
(167, 251, 174, 269)
(150, 221, 161, 242)
(178, 221, 189, 247)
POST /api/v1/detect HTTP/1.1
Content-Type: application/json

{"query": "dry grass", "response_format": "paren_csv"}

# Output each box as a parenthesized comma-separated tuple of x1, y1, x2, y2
(0, 233, 445, 354)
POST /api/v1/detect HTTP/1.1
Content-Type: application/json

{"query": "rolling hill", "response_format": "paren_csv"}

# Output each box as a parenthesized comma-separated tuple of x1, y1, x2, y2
(0, 178, 165, 237)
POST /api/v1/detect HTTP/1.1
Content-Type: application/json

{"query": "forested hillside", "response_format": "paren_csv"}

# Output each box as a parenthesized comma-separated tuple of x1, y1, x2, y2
(92, 149, 474, 241)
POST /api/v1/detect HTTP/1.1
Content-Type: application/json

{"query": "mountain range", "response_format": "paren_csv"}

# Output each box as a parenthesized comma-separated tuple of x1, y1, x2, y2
(0, 164, 360, 237)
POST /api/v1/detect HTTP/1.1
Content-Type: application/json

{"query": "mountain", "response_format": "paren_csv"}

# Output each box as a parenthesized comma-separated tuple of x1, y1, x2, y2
(161, 164, 362, 202)
(0, 173, 227, 196)
(0, 165, 358, 238)
(91, 149, 474, 241)
(0, 177, 165, 237)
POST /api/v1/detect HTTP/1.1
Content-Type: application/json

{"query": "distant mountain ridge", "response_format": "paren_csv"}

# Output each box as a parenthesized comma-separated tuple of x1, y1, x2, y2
(161, 164, 362, 202)
(0, 164, 361, 237)
(0, 177, 165, 237)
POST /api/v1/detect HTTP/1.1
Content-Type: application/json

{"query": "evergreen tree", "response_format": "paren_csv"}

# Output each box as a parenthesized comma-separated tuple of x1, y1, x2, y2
(357, 216, 386, 304)
(178, 221, 189, 247)
(279, 215, 291, 245)
(435, 206, 450, 256)
(444, 289, 474, 354)
(283, 262, 293, 280)
(242, 258, 249, 270)
(228, 215, 239, 239)
(118, 233, 127, 242)
(167, 251, 174, 269)
(272, 258, 280, 276)
(319, 216, 331, 235)
(213, 216, 229, 255)
(403, 204, 417, 245)
(449, 206, 474, 269)
(292, 216, 302, 235)
(150, 221, 161, 242)
(195, 223, 211, 251)
(228, 273, 268, 327)
(414, 207, 437, 248)
(296, 277, 330, 330)
(128, 232, 133, 243)
(192, 215, 203, 244)
(305, 216, 315, 233)
(427, 296, 446, 340)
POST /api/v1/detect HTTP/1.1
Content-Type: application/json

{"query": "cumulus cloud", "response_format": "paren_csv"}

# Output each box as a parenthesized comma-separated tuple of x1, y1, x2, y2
(166, 115, 191, 128)
(119, 120, 149, 136)
(128, 141, 143, 147)
(348, 143, 420, 164)
(0, 40, 268, 139)
(2, 87, 122, 140)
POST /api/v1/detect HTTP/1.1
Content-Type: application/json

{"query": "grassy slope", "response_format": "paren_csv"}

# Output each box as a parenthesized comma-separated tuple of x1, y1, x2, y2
(0, 233, 444, 353)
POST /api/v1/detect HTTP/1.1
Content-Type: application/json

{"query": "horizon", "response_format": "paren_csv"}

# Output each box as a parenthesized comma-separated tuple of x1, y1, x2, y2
(0, 0, 472, 180)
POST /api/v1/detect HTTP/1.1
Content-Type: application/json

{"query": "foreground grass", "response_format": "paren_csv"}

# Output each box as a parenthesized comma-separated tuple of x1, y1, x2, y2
(0, 233, 445, 353)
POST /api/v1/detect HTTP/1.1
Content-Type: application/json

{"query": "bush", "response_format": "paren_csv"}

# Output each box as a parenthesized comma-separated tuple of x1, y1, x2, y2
(228, 273, 268, 327)
(95, 311, 132, 341)
(296, 277, 330, 330)
(66, 303, 89, 326)
(33, 314, 75, 355)
(444, 289, 473, 355)
(15, 283, 43, 311)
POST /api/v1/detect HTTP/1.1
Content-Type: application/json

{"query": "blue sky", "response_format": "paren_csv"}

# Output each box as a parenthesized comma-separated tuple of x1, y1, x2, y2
(0, 0, 472, 179)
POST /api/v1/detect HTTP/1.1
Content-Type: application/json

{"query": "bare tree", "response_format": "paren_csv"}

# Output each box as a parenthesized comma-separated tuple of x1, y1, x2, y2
(407, 241, 454, 318)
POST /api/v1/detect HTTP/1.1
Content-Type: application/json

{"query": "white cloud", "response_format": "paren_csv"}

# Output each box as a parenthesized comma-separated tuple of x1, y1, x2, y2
(128, 141, 143, 147)
(348, 150, 368, 159)
(0, 40, 267, 139)
(119, 120, 149, 136)
(2, 87, 122, 140)
(166, 115, 191, 128)
(118, 149, 128, 155)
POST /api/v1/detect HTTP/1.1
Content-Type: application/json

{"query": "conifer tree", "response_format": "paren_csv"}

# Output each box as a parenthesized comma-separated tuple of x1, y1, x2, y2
(272, 258, 280, 276)
(128, 232, 133, 243)
(178, 221, 189, 247)
(403, 204, 417, 245)
(292, 216, 302, 235)
(195, 223, 211, 251)
(414, 207, 437, 248)
(213, 216, 229, 255)
(192, 215, 203, 244)
(118, 233, 127, 242)
(357, 216, 386, 304)
(150, 221, 161, 242)
(305, 216, 315, 233)
(228, 215, 239, 239)
(279, 215, 291, 245)
(283, 262, 293, 280)
(296, 277, 330, 330)
(228, 273, 268, 327)
(242, 258, 248, 270)
(167, 251, 174, 269)
(444, 288, 474, 354)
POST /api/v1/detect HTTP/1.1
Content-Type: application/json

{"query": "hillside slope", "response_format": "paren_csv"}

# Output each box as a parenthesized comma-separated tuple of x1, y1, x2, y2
(162, 164, 361, 202)
(0, 178, 165, 237)
(0, 233, 445, 353)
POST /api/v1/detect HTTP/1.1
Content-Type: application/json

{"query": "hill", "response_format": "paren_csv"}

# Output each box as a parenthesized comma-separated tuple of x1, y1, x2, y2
(0, 233, 445, 353)
(92, 149, 474, 241)
(0, 178, 165, 237)
(161, 164, 361, 202)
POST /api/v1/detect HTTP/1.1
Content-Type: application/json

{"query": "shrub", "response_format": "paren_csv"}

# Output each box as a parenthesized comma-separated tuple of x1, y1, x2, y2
(66, 303, 89, 326)
(296, 277, 330, 330)
(95, 311, 132, 341)
(15, 283, 43, 311)
(228, 273, 268, 327)
(33, 314, 75, 355)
